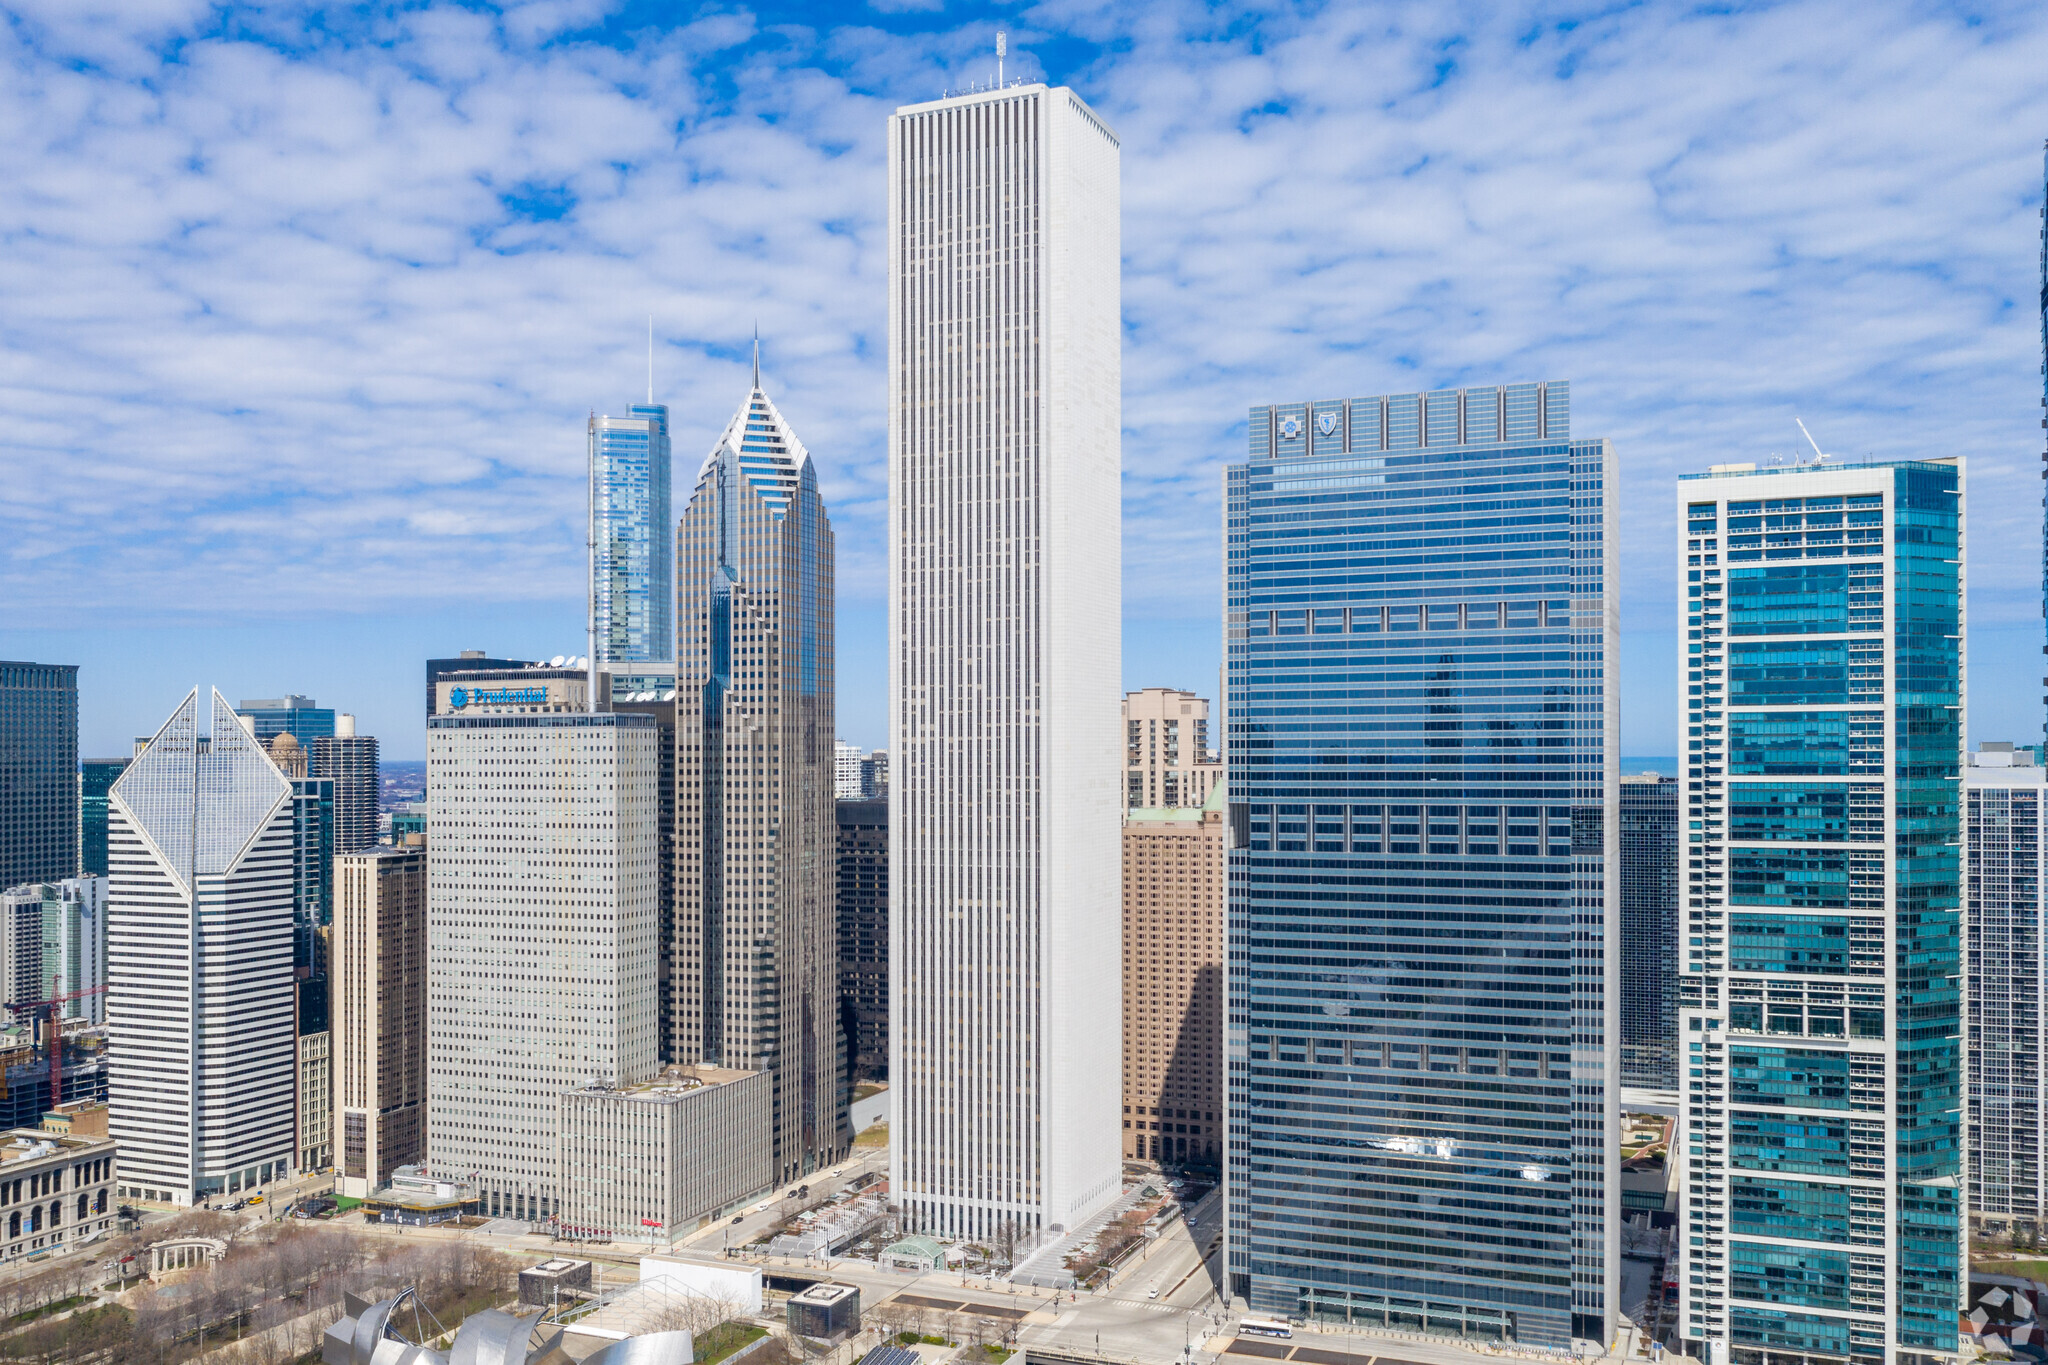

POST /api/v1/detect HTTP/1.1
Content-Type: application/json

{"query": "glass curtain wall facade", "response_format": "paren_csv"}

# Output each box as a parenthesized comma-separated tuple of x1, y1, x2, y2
(673, 381, 843, 1183)
(591, 404, 673, 666)
(1674, 459, 1962, 1365)
(1225, 381, 1618, 1349)
(79, 759, 130, 877)
(1965, 745, 2046, 1235)
(0, 661, 78, 890)
(1621, 774, 1681, 1089)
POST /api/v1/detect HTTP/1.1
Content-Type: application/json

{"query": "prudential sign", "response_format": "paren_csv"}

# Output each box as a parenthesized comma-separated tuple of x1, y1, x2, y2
(449, 686, 549, 709)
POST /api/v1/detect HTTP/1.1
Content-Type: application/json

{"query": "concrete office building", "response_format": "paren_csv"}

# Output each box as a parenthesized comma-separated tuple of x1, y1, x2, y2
(78, 759, 129, 877)
(1966, 743, 2045, 1234)
(592, 403, 673, 666)
(1122, 783, 1224, 1168)
(236, 695, 336, 744)
(0, 662, 77, 891)
(333, 844, 428, 1198)
(556, 1064, 772, 1245)
(1620, 774, 1681, 1090)
(0, 891, 41, 1022)
(673, 371, 843, 1182)
(1225, 382, 1616, 1347)
(297, 1029, 331, 1173)
(1122, 688, 1221, 811)
(107, 689, 297, 1206)
(311, 719, 381, 856)
(426, 682, 659, 1221)
(0, 1129, 116, 1265)
(1675, 458, 1964, 1362)
(888, 81, 1123, 1242)
(836, 799, 888, 1080)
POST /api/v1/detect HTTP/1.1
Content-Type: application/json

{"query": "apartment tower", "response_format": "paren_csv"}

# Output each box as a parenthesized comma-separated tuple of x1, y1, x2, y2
(672, 372, 843, 1182)
(310, 717, 381, 855)
(333, 843, 428, 1198)
(107, 688, 297, 1205)
(888, 82, 1123, 1241)
(1122, 688, 1221, 810)
(1225, 382, 1617, 1347)
(426, 683, 659, 1220)
(591, 403, 673, 666)
(1675, 458, 1963, 1362)
(1965, 743, 2045, 1236)
(1122, 782, 1224, 1167)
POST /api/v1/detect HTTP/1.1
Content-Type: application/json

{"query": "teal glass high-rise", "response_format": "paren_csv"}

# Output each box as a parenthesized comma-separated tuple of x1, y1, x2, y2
(590, 403, 673, 665)
(1224, 382, 1618, 1349)
(1675, 458, 1962, 1364)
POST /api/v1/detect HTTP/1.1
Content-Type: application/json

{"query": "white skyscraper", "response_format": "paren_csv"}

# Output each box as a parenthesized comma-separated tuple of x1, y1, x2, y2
(835, 742, 866, 800)
(107, 689, 297, 1206)
(426, 684, 659, 1222)
(887, 82, 1123, 1242)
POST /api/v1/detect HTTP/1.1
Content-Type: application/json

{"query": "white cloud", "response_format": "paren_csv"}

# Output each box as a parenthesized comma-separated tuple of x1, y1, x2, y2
(0, 0, 2043, 655)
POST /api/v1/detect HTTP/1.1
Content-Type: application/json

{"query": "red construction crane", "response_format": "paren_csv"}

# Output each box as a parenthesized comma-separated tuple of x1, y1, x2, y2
(5, 986, 108, 1115)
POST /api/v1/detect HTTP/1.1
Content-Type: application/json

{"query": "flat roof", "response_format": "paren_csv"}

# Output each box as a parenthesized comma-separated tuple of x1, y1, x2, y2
(575, 1063, 758, 1100)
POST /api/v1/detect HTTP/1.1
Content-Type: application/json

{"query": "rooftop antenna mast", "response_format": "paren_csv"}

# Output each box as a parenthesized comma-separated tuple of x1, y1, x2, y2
(997, 30, 1005, 85)
(1794, 417, 1829, 464)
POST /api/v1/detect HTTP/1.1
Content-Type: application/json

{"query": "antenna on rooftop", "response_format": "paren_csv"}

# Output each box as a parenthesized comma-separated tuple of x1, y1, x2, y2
(997, 30, 1006, 85)
(1794, 417, 1828, 463)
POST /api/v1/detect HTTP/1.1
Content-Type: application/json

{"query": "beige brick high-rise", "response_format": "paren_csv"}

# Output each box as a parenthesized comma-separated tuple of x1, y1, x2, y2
(1121, 688, 1220, 811)
(1122, 783, 1224, 1167)
(333, 843, 427, 1198)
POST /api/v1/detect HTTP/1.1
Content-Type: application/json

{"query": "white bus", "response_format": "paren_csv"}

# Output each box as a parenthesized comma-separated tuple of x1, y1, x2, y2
(1238, 1318, 1293, 1339)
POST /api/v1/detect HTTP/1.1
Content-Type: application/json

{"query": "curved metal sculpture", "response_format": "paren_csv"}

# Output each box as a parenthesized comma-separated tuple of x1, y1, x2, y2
(580, 1330, 696, 1365)
(448, 1308, 542, 1365)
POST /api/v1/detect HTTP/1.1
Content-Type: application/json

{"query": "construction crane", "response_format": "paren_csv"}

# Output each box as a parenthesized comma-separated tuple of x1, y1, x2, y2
(5, 985, 108, 1116)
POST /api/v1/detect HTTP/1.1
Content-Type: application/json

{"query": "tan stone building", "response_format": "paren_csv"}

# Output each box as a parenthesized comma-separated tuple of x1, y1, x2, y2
(1122, 783, 1225, 1167)
(1121, 688, 1221, 810)
(333, 843, 427, 1198)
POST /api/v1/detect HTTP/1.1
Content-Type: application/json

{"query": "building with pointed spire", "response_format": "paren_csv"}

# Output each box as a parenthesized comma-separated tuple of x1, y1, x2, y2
(107, 689, 298, 1207)
(672, 360, 844, 1184)
(591, 400, 673, 666)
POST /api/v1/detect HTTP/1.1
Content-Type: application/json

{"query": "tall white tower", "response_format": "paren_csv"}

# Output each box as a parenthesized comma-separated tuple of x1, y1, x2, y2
(887, 82, 1123, 1243)
(107, 688, 298, 1206)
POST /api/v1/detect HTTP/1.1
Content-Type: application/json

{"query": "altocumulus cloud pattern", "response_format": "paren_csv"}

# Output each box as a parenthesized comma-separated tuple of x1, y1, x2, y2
(0, 0, 2044, 643)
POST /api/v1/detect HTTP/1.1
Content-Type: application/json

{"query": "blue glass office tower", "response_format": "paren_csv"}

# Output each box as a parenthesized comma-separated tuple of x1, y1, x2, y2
(591, 403, 673, 665)
(236, 696, 336, 744)
(1675, 459, 1962, 1365)
(0, 661, 78, 889)
(1224, 382, 1618, 1349)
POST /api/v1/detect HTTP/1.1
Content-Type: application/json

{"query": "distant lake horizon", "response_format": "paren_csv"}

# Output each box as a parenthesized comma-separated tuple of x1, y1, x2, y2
(1620, 755, 1677, 777)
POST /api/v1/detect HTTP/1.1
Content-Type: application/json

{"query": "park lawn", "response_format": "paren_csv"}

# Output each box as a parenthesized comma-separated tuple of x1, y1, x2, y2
(854, 1122, 888, 1149)
(1975, 1257, 2048, 1281)
(7, 1292, 96, 1326)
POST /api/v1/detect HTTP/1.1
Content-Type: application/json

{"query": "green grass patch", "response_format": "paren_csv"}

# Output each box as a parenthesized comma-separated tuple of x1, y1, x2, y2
(697, 1322, 768, 1365)
(896, 1333, 952, 1347)
(334, 1195, 364, 1211)
(853, 1083, 886, 1100)
(1975, 1257, 2048, 1280)
(7, 1292, 95, 1326)
(854, 1122, 888, 1149)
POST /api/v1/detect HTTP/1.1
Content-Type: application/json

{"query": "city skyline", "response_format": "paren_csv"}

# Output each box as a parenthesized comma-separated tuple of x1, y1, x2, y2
(4, 5, 2046, 764)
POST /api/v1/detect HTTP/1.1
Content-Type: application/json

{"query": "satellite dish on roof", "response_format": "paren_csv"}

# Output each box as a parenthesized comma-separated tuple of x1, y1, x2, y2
(550, 655, 566, 668)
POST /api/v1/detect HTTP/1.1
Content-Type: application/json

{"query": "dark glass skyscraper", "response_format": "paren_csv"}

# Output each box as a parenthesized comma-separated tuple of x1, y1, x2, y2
(1224, 382, 1617, 1348)
(235, 696, 335, 743)
(836, 798, 888, 1080)
(310, 729, 379, 856)
(1619, 774, 1680, 1089)
(0, 661, 79, 889)
(1675, 459, 1962, 1362)
(79, 758, 131, 877)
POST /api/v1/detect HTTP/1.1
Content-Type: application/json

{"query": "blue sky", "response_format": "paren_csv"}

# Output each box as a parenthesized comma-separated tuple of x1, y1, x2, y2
(1, 0, 2045, 759)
